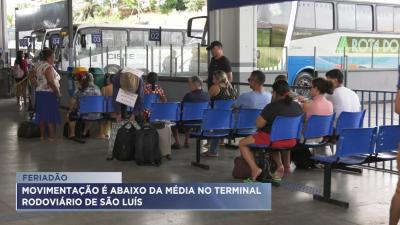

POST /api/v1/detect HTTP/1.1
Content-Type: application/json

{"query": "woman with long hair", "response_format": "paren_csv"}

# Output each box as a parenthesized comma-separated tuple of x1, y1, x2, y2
(208, 70, 236, 101)
(204, 70, 237, 157)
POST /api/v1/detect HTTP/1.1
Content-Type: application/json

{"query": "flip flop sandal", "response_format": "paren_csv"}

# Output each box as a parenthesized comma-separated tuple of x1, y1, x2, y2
(243, 178, 260, 183)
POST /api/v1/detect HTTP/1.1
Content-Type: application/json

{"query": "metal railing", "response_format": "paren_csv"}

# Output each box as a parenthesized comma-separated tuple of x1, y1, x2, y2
(354, 89, 399, 174)
(355, 89, 399, 127)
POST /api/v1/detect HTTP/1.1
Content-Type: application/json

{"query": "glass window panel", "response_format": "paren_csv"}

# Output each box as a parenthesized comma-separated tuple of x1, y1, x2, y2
(315, 2, 334, 30)
(295, 1, 315, 29)
(338, 4, 356, 30)
(377, 6, 394, 32)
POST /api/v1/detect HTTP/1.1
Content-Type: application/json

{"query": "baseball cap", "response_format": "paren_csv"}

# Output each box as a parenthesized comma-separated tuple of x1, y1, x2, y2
(206, 41, 223, 50)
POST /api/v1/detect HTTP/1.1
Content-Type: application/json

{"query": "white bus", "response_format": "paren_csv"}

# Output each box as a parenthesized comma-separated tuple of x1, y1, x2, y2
(190, 0, 400, 90)
(261, 0, 400, 88)
(58, 24, 205, 74)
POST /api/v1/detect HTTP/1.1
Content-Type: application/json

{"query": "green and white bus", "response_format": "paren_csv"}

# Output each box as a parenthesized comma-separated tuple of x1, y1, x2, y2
(256, 0, 400, 87)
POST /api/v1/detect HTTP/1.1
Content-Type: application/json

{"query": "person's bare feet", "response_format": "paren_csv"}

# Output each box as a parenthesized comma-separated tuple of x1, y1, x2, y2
(284, 166, 291, 174)
(272, 166, 284, 180)
(251, 168, 262, 181)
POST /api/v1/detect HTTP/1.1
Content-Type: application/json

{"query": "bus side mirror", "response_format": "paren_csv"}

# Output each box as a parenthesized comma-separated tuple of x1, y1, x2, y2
(187, 16, 208, 46)
(81, 34, 87, 49)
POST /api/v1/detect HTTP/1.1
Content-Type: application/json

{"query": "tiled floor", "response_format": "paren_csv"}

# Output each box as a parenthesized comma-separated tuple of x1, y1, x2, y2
(0, 99, 396, 225)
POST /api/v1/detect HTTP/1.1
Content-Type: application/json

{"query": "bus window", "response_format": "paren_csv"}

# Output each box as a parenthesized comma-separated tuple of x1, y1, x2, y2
(257, 2, 291, 71)
(315, 2, 334, 30)
(129, 30, 145, 46)
(338, 3, 356, 30)
(102, 30, 128, 48)
(32, 33, 44, 54)
(257, 28, 271, 47)
(356, 5, 373, 31)
(296, 1, 334, 30)
(257, 2, 292, 47)
(295, 1, 315, 29)
(75, 31, 100, 54)
(377, 6, 394, 32)
(395, 8, 400, 33)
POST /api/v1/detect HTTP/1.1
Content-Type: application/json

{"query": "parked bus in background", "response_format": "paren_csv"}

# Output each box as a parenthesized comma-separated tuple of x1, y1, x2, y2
(56, 24, 205, 75)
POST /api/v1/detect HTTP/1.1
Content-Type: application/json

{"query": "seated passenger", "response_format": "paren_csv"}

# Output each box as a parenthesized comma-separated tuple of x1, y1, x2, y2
(302, 77, 334, 156)
(208, 70, 237, 101)
(273, 74, 303, 102)
(98, 73, 114, 139)
(102, 73, 114, 97)
(171, 76, 210, 149)
(274, 74, 287, 82)
(303, 77, 334, 119)
(232, 70, 271, 110)
(238, 80, 303, 181)
(204, 70, 237, 157)
(144, 72, 167, 120)
(325, 69, 361, 120)
(66, 73, 102, 139)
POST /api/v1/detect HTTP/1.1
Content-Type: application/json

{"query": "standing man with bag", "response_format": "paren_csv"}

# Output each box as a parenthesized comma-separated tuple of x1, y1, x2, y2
(206, 41, 233, 89)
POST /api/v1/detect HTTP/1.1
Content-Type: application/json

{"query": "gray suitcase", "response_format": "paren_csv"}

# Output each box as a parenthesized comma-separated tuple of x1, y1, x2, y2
(155, 124, 172, 160)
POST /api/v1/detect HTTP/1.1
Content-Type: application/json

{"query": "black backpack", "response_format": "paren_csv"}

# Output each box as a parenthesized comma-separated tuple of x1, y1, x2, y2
(291, 146, 315, 169)
(18, 121, 40, 138)
(135, 124, 161, 166)
(113, 122, 136, 161)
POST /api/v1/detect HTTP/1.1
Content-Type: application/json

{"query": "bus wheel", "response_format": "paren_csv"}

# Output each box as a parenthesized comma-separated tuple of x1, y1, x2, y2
(294, 71, 313, 98)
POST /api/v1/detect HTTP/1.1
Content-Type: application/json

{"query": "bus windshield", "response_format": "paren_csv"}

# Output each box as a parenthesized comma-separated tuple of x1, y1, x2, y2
(257, 2, 292, 47)
(31, 31, 45, 55)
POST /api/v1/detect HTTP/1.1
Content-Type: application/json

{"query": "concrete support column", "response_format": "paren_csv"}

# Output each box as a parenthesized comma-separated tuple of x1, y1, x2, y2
(67, 0, 73, 67)
(0, 0, 7, 51)
(209, 6, 257, 93)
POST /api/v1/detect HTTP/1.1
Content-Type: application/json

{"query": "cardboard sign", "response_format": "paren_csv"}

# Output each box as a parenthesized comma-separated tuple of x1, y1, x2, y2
(116, 89, 138, 108)
(121, 67, 144, 78)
